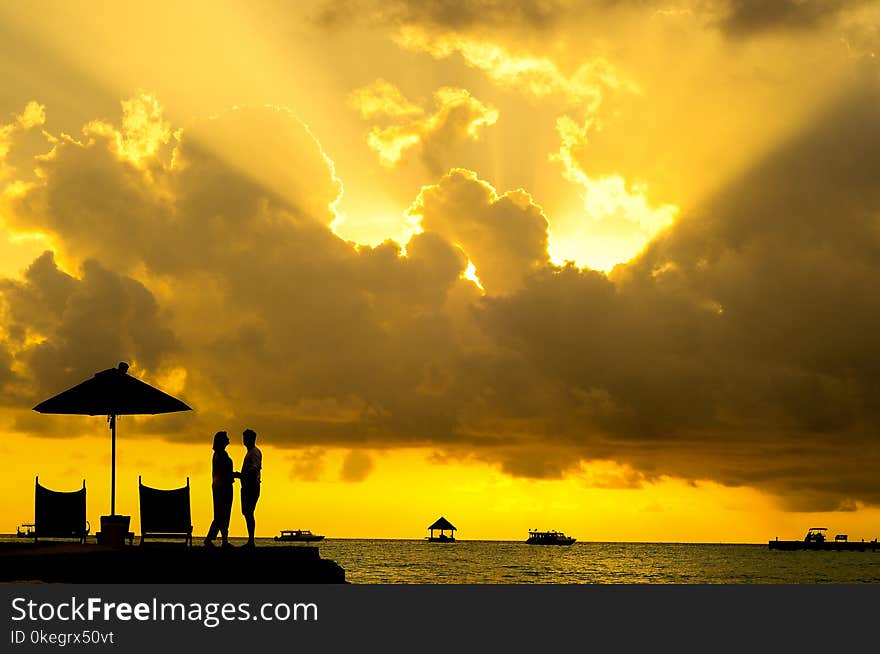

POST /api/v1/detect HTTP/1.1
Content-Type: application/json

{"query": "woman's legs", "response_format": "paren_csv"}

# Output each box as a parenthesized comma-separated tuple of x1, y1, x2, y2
(205, 486, 233, 545)
(218, 487, 233, 544)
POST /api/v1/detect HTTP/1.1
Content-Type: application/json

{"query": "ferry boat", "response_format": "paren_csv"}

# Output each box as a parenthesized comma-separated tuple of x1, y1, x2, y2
(16, 523, 35, 538)
(274, 529, 325, 542)
(526, 529, 576, 545)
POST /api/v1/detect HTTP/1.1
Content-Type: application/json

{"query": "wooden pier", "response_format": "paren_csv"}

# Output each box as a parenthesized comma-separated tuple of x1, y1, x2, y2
(0, 542, 346, 583)
(768, 539, 880, 552)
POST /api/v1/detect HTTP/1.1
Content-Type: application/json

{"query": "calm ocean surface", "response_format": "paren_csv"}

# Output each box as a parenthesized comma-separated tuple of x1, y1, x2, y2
(266, 538, 880, 584)
(6, 536, 880, 583)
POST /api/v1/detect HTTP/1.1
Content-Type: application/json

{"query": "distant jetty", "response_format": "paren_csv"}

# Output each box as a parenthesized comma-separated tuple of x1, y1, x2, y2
(426, 517, 456, 542)
(0, 542, 346, 583)
(769, 527, 879, 552)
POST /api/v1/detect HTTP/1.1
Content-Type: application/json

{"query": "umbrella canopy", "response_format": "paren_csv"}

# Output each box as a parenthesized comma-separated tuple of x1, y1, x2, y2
(33, 363, 191, 416)
(33, 362, 192, 515)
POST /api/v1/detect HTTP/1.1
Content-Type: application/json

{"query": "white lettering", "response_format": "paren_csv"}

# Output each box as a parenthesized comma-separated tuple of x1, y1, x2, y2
(10, 598, 26, 621)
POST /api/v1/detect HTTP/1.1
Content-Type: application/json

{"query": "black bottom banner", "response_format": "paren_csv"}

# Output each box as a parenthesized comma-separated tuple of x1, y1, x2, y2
(3, 584, 877, 651)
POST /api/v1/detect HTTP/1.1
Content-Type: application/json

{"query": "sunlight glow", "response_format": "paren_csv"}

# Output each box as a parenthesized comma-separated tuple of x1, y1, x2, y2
(462, 260, 485, 291)
(0, 0, 877, 546)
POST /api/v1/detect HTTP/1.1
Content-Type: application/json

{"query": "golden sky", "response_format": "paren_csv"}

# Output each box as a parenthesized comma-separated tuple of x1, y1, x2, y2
(1, 0, 880, 542)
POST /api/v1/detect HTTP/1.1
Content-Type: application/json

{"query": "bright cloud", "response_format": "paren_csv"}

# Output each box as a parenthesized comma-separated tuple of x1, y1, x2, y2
(349, 81, 498, 170)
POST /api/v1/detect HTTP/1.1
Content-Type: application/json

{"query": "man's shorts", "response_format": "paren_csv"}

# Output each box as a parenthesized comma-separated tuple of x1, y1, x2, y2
(241, 483, 260, 514)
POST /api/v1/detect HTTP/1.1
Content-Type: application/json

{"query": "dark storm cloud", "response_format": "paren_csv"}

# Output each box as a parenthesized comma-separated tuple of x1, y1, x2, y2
(339, 450, 375, 482)
(289, 447, 326, 481)
(315, 0, 571, 32)
(470, 81, 880, 509)
(315, 0, 869, 39)
(4, 87, 880, 510)
(0, 251, 178, 407)
(1, 101, 493, 450)
(718, 0, 868, 36)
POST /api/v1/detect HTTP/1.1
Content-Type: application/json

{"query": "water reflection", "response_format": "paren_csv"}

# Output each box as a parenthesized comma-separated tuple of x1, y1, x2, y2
(294, 539, 880, 584)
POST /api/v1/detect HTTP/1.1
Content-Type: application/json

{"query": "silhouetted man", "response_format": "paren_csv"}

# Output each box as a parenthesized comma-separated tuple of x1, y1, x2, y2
(234, 428, 262, 548)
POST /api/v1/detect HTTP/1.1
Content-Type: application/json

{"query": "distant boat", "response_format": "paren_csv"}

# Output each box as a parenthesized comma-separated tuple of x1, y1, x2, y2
(769, 527, 879, 551)
(16, 523, 35, 538)
(526, 529, 576, 545)
(274, 529, 324, 542)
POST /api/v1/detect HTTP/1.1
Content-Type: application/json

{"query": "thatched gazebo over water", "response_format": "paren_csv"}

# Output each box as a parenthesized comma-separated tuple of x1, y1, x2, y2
(427, 516, 457, 542)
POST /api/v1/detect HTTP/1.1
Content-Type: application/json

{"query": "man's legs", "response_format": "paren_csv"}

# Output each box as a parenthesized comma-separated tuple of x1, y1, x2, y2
(241, 484, 259, 547)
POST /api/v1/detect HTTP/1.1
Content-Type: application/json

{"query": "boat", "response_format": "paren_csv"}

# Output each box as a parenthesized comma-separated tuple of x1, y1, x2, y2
(526, 529, 576, 545)
(768, 527, 879, 551)
(16, 523, 35, 538)
(274, 529, 324, 542)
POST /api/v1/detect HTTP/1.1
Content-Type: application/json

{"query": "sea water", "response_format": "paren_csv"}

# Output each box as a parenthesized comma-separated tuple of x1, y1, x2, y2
(267, 538, 880, 584)
(6, 536, 880, 583)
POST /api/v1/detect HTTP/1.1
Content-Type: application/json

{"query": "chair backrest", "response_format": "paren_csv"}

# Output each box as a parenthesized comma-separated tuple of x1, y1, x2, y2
(34, 476, 88, 541)
(138, 476, 191, 536)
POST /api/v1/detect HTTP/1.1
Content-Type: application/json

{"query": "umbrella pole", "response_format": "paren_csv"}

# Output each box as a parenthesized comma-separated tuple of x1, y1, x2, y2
(110, 414, 116, 516)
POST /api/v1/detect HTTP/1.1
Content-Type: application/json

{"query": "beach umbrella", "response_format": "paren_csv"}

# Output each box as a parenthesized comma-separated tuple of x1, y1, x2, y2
(33, 362, 192, 515)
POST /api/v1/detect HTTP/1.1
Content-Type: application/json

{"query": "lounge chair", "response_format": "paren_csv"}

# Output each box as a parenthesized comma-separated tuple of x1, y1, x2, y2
(33, 476, 90, 543)
(138, 476, 193, 546)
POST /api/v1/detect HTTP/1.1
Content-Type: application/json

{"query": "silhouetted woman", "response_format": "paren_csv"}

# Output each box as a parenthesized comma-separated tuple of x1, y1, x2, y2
(204, 430, 234, 547)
